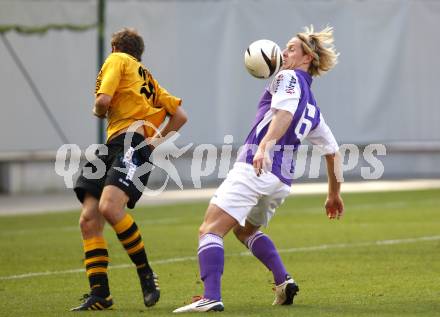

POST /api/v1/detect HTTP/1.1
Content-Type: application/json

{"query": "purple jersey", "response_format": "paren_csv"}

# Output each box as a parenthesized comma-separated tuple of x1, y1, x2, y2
(237, 69, 328, 185)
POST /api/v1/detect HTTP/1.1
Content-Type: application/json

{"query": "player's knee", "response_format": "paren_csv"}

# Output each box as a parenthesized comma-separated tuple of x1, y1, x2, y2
(233, 225, 242, 238)
(98, 199, 116, 220)
(199, 223, 208, 237)
(233, 226, 248, 244)
(79, 212, 97, 235)
(78, 215, 88, 233)
(199, 221, 217, 237)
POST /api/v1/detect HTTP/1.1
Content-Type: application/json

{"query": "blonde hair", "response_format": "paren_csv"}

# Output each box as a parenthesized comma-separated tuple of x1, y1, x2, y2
(296, 25, 339, 77)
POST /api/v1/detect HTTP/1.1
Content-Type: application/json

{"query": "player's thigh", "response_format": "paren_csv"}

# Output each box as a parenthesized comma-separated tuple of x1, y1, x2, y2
(199, 204, 239, 237)
(79, 193, 105, 238)
(99, 185, 130, 225)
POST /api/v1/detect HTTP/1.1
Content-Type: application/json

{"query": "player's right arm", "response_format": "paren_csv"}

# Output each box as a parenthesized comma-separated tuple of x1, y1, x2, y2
(159, 107, 188, 136)
(148, 78, 188, 145)
(253, 109, 292, 175)
(253, 70, 300, 175)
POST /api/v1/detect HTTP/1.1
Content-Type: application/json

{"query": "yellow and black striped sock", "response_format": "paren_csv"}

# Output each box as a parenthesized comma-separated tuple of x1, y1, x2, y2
(113, 214, 152, 275)
(83, 236, 110, 298)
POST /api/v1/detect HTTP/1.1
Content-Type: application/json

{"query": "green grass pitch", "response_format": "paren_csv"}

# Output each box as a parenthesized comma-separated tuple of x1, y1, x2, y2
(0, 189, 439, 316)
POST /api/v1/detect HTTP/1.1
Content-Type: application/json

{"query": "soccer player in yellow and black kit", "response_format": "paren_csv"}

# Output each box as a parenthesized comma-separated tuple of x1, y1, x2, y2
(71, 28, 187, 311)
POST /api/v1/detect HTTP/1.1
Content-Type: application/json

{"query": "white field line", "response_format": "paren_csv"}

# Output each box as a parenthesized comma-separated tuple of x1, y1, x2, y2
(1, 235, 439, 281)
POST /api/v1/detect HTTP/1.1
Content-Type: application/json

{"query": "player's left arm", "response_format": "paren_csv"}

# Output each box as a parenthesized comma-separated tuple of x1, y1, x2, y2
(93, 54, 123, 118)
(324, 153, 344, 219)
(93, 94, 111, 118)
(307, 115, 344, 219)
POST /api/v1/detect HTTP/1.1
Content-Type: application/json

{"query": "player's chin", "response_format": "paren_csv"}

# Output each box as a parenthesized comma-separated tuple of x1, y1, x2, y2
(280, 63, 291, 71)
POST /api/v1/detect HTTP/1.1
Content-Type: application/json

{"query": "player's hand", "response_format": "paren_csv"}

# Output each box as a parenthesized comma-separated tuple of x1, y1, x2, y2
(253, 146, 271, 176)
(146, 136, 161, 150)
(325, 194, 344, 220)
(93, 106, 107, 118)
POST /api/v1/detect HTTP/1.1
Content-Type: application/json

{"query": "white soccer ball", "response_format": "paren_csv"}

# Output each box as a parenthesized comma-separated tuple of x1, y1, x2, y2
(244, 39, 283, 79)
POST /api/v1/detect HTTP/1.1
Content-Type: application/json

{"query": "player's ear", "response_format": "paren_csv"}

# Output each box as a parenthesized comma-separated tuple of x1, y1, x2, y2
(304, 54, 313, 64)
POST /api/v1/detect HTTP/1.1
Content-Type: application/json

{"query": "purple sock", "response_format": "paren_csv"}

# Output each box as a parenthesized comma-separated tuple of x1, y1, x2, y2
(198, 233, 224, 301)
(247, 231, 288, 286)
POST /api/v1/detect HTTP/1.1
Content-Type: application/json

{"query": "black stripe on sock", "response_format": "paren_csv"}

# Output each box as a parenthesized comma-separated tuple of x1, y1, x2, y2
(124, 235, 142, 250)
(85, 248, 108, 259)
(116, 223, 138, 241)
(86, 261, 109, 270)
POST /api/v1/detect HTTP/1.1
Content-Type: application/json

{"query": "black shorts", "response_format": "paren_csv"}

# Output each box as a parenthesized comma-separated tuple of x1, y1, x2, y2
(74, 132, 152, 209)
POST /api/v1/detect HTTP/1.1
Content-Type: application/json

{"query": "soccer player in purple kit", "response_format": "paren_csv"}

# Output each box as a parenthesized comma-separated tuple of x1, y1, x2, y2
(173, 25, 344, 313)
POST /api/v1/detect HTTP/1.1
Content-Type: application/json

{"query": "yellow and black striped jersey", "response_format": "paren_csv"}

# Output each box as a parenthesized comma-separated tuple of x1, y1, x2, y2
(95, 52, 181, 140)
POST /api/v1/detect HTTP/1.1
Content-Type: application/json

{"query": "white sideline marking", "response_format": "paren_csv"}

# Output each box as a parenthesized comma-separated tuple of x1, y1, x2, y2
(1, 235, 439, 281)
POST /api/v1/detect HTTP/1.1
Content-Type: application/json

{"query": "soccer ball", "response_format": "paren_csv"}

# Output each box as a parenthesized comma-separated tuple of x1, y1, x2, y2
(244, 39, 283, 79)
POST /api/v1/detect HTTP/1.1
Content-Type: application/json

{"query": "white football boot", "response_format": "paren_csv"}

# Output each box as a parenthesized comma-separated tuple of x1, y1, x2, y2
(173, 297, 224, 313)
(272, 275, 300, 305)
